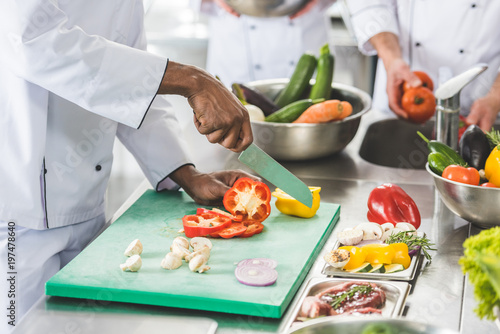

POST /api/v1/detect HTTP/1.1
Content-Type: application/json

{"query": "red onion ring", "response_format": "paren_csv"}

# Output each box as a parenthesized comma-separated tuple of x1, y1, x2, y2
(237, 258, 278, 269)
(235, 265, 278, 287)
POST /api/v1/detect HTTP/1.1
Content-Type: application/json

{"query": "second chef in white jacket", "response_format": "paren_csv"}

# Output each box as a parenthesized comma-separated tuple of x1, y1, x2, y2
(0, 1, 255, 331)
(347, 0, 500, 131)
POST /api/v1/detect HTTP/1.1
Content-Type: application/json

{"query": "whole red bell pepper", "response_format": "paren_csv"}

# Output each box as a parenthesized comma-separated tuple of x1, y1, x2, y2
(367, 183, 421, 229)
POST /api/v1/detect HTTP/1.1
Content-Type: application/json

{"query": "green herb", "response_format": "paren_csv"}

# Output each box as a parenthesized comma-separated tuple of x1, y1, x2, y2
(486, 129, 500, 148)
(328, 285, 373, 310)
(459, 226, 500, 320)
(385, 231, 436, 261)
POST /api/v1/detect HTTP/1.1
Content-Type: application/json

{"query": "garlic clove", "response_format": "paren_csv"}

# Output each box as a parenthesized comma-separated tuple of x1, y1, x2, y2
(120, 254, 142, 272)
(161, 252, 183, 270)
(124, 239, 143, 257)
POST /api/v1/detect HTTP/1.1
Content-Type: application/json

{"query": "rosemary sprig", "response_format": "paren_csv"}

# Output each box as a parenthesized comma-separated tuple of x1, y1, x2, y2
(385, 231, 437, 261)
(328, 285, 373, 310)
(486, 129, 500, 149)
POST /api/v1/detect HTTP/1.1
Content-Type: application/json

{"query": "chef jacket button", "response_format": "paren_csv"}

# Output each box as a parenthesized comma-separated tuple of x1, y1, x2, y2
(459, 49, 464, 54)
(471, 3, 476, 8)
(44, 169, 47, 174)
(95, 165, 102, 171)
(289, 21, 294, 27)
(289, 60, 295, 66)
(415, 42, 421, 47)
(249, 25, 256, 30)
(255, 64, 261, 70)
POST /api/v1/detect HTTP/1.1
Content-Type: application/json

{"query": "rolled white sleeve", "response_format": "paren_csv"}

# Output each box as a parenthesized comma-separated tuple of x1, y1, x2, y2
(346, 0, 399, 55)
(1, 0, 167, 129)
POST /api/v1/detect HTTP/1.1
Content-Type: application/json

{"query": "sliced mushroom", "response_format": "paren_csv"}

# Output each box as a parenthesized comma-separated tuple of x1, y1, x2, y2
(161, 252, 183, 270)
(189, 254, 210, 273)
(171, 240, 192, 260)
(185, 245, 211, 263)
(124, 239, 143, 257)
(337, 229, 363, 246)
(120, 254, 142, 272)
(381, 222, 395, 232)
(190, 237, 213, 251)
(395, 222, 417, 233)
(354, 222, 384, 240)
(381, 227, 405, 242)
(171, 236, 189, 250)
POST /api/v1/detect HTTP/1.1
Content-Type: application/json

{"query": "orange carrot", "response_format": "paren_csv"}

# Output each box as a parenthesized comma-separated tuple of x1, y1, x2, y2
(292, 99, 353, 124)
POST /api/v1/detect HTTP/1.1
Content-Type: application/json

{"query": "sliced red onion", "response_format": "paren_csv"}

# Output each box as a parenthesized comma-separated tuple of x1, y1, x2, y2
(408, 246, 421, 257)
(235, 265, 278, 287)
(237, 258, 278, 269)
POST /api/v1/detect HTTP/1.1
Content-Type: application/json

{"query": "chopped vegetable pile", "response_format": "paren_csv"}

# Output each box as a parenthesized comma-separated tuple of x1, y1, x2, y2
(459, 226, 500, 320)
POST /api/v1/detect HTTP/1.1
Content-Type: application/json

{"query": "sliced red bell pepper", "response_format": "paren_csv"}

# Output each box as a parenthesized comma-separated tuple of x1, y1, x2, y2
(367, 183, 421, 229)
(217, 223, 247, 239)
(196, 207, 243, 222)
(238, 223, 264, 238)
(182, 213, 232, 238)
(223, 177, 271, 223)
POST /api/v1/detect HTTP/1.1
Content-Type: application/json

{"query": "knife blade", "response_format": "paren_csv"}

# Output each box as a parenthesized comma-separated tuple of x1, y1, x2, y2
(238, 143, 313, 207)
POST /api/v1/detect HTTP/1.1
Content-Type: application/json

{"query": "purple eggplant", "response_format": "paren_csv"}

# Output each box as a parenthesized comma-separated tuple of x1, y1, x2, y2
(459, 124, 491, 170)
(233, 83, 279, 116)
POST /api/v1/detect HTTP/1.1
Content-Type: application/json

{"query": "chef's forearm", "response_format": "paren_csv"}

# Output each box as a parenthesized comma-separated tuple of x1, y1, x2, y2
(369, 32, 403, 71)
(157, 61, 207, 98)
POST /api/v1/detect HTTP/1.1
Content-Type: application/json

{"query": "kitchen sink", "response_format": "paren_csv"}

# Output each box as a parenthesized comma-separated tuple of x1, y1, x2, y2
(359, 119, 434, 169)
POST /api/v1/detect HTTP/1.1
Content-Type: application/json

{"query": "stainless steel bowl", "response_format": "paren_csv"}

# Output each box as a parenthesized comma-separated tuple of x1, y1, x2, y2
(288, 316, 458, 334)
(247, 79, 372, 161)
(426, 163, 500, 229)
(222, 0, 309, 17)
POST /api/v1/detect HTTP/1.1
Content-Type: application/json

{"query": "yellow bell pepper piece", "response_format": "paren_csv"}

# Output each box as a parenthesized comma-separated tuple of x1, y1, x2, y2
(485, 146, 500, 187)
(362, 244, 396, 265)
(339, 246, 366, 271)
(272, 187, 321, 218)
(390, 243, 411, 269)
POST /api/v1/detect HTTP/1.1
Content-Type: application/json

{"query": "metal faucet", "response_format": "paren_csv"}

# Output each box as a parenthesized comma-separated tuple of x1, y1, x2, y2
(434, 64, 488, 150)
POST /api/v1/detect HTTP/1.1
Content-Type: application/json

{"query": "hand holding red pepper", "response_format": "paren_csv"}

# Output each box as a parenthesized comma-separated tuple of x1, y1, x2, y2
(367, 183, 421, 229)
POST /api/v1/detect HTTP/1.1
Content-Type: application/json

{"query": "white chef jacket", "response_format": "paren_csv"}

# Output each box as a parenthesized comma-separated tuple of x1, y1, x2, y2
(199, 0, 334, 86)
(0, 0, 192, 229)
(347, 0, 500, 115)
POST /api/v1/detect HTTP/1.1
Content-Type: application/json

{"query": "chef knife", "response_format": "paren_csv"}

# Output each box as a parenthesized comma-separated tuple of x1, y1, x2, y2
(238, 143, 313, 207)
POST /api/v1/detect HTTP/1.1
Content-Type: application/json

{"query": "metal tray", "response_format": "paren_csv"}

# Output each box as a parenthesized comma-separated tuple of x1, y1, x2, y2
(281, 277, 411, 332)
(321, 240, 424, 281)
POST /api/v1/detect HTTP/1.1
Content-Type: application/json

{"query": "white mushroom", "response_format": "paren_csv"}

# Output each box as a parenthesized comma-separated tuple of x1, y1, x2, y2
(124, 239, 143, 257)
(381, 222, 395, 232)
(381, 227, 405, 242)
(190, 237, 213, 251)
(395, 222, 417, 233)
(185, 245, 211, 263)
(354, 222, 384, 240)
(120, 254, 142, 272)
(323, 249, 350, 269)
(189, 254, 210, 273)
(171, 236, 189, 250)
(161, 252, 183, 270)
(171, 240, 192, 260)
(337, 229, 363, 246)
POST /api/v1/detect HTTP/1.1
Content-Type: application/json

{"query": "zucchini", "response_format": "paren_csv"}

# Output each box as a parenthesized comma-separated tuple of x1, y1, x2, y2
(264, 98, 324, 123)
(417, 131, 468, 166)
(274, 53, 317, 108)
(309, 43, 335, 100)
(346, 262, 373, 273)
(384, 263, 405, 273)
(368, 263, 386, 273)
(428, 151, 455, 176)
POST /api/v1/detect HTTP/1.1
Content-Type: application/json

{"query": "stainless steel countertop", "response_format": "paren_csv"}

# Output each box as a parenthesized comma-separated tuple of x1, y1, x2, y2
(15, 111, 498, 334)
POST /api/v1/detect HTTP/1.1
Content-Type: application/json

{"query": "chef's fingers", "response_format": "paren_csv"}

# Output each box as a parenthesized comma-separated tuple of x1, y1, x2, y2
(467, 99, 498, 132)
(229, 118, 253, 152)
(386, 84, 408, 119)
(403, 71, 422, 89)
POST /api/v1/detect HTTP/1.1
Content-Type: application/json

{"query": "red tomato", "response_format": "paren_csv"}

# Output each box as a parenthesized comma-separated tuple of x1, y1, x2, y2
(223, 178, 271, 223)
(401, 87, 436, 124)
(403, 71, 434, 92)
(238, 223, 265, 238)
(442, 165, 480, 186)
(218, 223, 247, 239)
(480, 182, 498, 188)
(182, 213, 232, 238)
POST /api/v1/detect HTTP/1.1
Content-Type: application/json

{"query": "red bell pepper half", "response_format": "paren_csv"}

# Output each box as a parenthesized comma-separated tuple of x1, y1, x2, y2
(367, 183, 421, 229)
(182, 213, 232, 238)
(223, 177, 271, 223)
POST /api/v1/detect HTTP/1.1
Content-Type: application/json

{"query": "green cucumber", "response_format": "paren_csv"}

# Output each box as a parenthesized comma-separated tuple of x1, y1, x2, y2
(347, 262, 373, 273)
(264, 98, 324, 123)
(309, 43, 335, 100)
(384, 263, 405, 273)
(274, 53, 317, 108)
(368, 263, 386, 273)
(428, 151, 455, 175)
(417, 131, 468, 166)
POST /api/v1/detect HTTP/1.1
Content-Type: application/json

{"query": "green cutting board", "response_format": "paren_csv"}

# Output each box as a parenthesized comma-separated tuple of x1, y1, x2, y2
(46, 190, 339, 318)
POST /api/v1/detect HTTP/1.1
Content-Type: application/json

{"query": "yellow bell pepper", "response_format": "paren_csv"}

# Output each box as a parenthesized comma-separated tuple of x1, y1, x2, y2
(339, 246, 366, 271)
(362, 244, 396, 265)
(485, 145, 500, 187)
(390, 243, 411, 269)
(271, 187, 321, 218)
